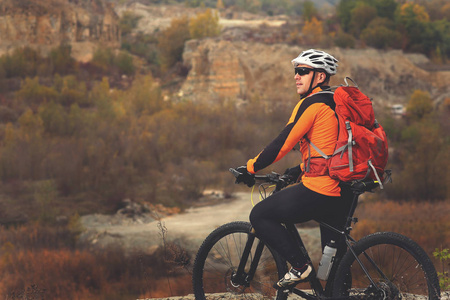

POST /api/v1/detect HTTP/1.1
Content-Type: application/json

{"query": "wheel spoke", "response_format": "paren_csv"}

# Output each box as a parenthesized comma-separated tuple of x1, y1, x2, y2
(333, 232, 440, 300)
(193, 222, 288, 300)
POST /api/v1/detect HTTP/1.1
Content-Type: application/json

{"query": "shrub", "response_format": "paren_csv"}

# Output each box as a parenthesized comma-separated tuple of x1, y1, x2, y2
(38, 101, 68, 136)
(157, 15, 191, 72)
(92, 48, 115, 73)
(349, 3, 377, 37)
(49, 44, 78, 75)
(0, 224, 194, 299)
(122, 32, 159, 65)
(15, 77, 59, 108)
(302, 17, 324, 45)
(352, 200, 450, 255)
(433, 248, 450, 291)
(125, 75, 164, 116)
(56, 75, 89, 107)
(114, 51, 135, 75)
(0, 248, 104, 299)
(334, 30, 356, 48)
(360, 17, 402, 49)
(119, 11, 142, 36)
(0, 47, 41, 78)
(91, 48, 135, 75)
(406, 90, 434, 120)
(189, 8, 221, 39)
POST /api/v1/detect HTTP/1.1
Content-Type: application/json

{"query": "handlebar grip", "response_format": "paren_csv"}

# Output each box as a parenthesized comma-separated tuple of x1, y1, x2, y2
(229, 168, 241, 178)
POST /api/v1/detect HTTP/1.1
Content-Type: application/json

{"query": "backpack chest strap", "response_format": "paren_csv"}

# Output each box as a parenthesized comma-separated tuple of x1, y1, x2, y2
(304, 138, 330, 173)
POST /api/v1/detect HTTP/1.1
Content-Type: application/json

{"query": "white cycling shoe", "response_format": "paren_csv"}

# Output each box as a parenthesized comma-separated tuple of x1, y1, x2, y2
(276, 265, 312, 288)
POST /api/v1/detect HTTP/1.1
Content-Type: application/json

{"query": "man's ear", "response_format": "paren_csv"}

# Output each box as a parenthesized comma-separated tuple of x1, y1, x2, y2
(318, 72, 327, 84)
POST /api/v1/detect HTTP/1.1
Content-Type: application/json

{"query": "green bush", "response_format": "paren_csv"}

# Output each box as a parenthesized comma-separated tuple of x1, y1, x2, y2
(433, 248, 450, 291)
(38, 101, 67, 136)
(384, 90, 449, 201)
(334, 30, 356, 48)
(189, 8, 221, 39)
(49, 44, 78, 75)
(91, 48, 135, 75)
(15, 77, 59, 108)
(119, 11, 142, 36)
(114, 51, 135, 75)
(360, 17, 402, 49)
(91, 48, 115, 72)
(157, 15, 191, 72)
(0, 47, 41, 78)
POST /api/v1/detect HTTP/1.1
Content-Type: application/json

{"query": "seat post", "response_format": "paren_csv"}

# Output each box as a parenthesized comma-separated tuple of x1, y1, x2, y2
(344, 191, 362, 232)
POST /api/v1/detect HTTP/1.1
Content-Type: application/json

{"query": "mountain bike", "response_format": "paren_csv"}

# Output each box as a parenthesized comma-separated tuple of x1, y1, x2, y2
(192, 169, 441, 299)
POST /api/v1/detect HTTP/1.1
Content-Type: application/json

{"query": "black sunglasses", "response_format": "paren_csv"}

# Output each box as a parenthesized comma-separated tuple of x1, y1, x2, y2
(294, 67, 315, 76)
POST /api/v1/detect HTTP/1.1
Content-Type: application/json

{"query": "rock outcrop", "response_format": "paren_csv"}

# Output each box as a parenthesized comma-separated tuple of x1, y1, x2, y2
(0, 0, 120, 61)
(114, 2, 450, 107)
(179, 39, 450, 107)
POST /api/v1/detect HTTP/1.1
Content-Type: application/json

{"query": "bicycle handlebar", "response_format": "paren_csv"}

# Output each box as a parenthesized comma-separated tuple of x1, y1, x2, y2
(230, 167, 391, 194)
(229, 168, 296, 192)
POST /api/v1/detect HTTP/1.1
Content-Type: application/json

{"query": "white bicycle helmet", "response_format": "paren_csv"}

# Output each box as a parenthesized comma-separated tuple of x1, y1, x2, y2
(291, 49, 338, 76)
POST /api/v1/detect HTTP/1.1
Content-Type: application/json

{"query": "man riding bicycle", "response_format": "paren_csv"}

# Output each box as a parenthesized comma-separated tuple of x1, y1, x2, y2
(234, 49, 353, 288)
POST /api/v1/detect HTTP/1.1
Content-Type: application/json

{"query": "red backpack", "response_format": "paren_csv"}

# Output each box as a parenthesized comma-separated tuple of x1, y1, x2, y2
(307, 78, 389, 188)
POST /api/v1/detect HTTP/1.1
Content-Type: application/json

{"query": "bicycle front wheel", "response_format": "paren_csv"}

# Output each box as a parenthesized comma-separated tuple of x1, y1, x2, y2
(333, 232, 440, 299)
(192, 221, 288, 300)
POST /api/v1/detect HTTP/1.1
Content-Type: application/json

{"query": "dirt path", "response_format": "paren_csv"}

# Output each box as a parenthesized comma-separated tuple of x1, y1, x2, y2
(79, 192, 322, 259)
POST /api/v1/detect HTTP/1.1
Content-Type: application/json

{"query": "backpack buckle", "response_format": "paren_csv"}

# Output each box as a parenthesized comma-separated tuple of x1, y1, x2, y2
(345, 121, 351, 130)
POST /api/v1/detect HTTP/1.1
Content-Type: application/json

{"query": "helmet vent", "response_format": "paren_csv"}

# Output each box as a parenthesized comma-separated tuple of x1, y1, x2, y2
(291, 49, 339, 75)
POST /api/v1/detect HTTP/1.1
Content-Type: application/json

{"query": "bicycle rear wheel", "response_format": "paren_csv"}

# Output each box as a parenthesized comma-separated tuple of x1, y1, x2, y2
(333, 232, 440, 299)
(192, 221, 288, 300)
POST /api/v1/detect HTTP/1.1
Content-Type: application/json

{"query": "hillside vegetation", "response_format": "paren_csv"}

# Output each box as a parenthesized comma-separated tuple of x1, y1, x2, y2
(121, 0, 450, 64)
(0, 0, 448, 299)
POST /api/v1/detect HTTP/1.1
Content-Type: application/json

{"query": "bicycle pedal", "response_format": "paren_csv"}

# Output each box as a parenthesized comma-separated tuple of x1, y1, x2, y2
(276, 285, 294, 294)
(272, 281, 301, 292)
(273, 271, 313, 291)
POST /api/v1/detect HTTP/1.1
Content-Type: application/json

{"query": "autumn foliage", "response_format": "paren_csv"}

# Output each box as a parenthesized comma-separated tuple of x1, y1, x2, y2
(0, 224, 192, 299)
(189, 9, 221, 39)
(0, 199, 448, 299)
(0, 2, 448, 298)
(352, 199, 450, 254)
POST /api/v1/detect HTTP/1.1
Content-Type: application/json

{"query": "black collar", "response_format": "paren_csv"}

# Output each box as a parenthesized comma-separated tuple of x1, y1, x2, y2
(301, 85, 331, 99)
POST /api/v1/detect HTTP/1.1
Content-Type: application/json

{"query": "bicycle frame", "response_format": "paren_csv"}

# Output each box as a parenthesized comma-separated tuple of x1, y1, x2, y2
(231, 187, 392, 299)
(193, 169, 439, 300)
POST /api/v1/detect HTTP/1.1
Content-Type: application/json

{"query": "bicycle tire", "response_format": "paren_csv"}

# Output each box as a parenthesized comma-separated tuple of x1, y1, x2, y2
(332, 232, 440, 299)
(192, 221, 288, 300)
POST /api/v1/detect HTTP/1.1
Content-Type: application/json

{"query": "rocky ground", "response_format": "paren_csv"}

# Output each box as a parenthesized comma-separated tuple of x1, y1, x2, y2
(142, 292, 450, 300)
(140, 293, 279, 300)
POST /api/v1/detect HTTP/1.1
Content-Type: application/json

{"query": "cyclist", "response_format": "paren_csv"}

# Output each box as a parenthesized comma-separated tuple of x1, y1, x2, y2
(234, 49, 353, 288)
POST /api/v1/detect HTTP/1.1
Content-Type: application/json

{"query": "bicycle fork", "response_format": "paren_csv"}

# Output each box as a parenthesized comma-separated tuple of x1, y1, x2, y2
(231, 230, 265, 287)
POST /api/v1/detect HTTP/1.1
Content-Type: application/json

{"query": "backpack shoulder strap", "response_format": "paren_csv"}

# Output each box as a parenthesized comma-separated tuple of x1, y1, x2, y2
(293, 90, 335, 123)
(302, 91, 335, 111)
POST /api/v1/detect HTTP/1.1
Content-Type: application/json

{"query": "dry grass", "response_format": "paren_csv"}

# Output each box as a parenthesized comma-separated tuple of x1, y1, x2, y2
(352, 199, 450, 256)
(0, 199, 448, 299)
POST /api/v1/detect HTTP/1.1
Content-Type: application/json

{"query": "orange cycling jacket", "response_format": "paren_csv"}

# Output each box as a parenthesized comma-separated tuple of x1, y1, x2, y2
(247, 87, 340, 196)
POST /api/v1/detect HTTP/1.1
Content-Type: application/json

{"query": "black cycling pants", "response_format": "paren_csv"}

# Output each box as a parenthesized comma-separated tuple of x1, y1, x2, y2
(249, 182, 353, 269)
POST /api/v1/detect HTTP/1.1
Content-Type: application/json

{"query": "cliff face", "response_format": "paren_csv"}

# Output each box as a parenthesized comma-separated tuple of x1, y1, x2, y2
(180, 39, 295, 104)
(0, 0, 120, 61)
(180, 39, 450, 106)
